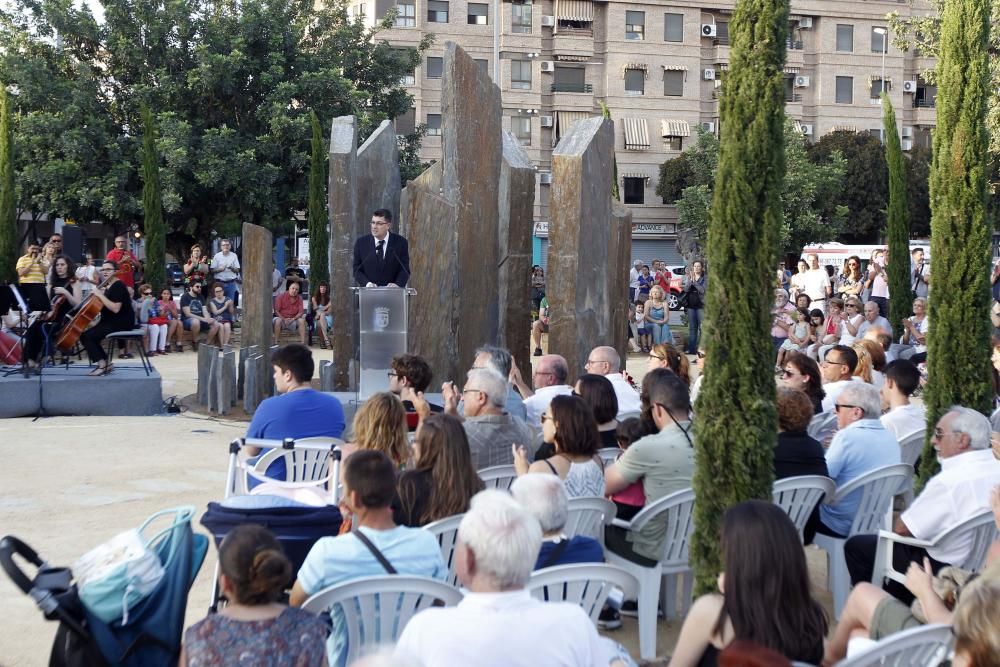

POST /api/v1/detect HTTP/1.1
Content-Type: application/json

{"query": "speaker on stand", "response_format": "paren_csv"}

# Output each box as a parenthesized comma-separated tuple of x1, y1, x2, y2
(61, 225, 85, 263)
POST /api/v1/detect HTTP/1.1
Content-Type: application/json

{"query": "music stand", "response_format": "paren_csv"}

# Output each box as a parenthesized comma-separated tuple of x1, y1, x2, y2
(2, 284, 50, 377)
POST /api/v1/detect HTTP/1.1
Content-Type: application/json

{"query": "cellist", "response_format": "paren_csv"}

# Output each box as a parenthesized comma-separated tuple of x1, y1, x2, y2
(22, 255, 82, 370)
(81, 260, 135, 376)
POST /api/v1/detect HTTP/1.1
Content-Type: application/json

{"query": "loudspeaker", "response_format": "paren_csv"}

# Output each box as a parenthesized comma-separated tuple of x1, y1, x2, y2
(61, 225, 85, 263)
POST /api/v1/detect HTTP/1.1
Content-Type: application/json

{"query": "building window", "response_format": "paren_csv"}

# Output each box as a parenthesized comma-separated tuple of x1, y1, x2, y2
(427, 0, 448, 23)
(426, 56, 443, 79)
(836, 76, 853, 104)
(664, 13, 683, 42)
(511, 60, 532, 89)
(716, 21, 729, 43)
(663, 70, 684, 96)
(626, 11, 645, 40)
(512, 116, 531, 145)
(512, 0, 532, 33)
(870, 79, 890, 98)
(784, 76, 794, 101)
(625, 68, 645, 95)
(836, 24, 854, 52)
(468, 3, 488, 25)
(395, 107, 416, 135)
(392, 48, 416, 85)
(871, 27, 887, 53)
(394, 1, 415, 27)
(623, 177, 645, 205)
(553, 65, 586, 92)
(868, 128, 884, 143)
(474, 59, 488, 74)
(663, 136, 683, 151)
(426, 113, 441, 136)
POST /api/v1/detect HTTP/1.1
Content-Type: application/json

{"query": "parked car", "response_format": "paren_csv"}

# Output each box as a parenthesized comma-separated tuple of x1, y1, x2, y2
(166, 262, 184, 286)
(663, 266, 686, 310)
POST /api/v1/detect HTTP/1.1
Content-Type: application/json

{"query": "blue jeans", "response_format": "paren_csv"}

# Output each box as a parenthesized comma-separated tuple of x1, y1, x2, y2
(686, 308, 703, 353)
(219, 280, 238, 303)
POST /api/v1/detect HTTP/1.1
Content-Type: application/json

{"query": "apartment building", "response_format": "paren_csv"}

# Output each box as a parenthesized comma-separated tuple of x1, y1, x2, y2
(354, 0, 937, 267)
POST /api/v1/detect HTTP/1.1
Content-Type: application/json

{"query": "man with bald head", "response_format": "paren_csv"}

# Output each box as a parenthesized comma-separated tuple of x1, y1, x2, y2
(510, 354, 573, 429)
(585, 345, 641, 417)
(857, 301, 893, 339)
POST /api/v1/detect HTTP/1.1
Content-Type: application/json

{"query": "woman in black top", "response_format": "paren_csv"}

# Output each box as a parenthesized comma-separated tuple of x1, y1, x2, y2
(779, 351, 825, 415)
(23, 255, 83, 368)
(81, 260, 135, 376)
(773, 387, 828, 480)
(574, 373, 620, 449)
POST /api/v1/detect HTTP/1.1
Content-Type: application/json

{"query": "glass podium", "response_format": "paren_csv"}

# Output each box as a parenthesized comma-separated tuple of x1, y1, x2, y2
(352, 287, 416, 400)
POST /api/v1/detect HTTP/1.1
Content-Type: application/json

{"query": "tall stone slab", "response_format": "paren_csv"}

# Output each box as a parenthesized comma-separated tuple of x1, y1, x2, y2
(357, 120, 401, 226)
(241, 222, 274, 407)
(609, 203, 633, 361)
(499, 132, 536, 380)
(548, 117, 615, 378)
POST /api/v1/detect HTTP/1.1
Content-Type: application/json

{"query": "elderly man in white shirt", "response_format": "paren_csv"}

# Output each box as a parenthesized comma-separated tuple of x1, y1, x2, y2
(394, 490, 632, 667)
(509, 354, 573, 430)
(583, 345, 641, 417)
(629, 259, 643, 302)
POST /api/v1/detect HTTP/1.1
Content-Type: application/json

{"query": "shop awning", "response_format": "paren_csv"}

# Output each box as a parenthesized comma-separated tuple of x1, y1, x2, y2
(623, 117, 650, 150)
(555, 0, 593, 22)
(661, 119, 691, 137)
(553, 110, 594, 146)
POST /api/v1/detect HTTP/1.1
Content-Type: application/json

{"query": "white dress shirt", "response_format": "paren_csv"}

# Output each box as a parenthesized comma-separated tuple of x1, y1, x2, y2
(879, 404, 926, 441)
(523, 384, 573, 429)
(604, 372, 642, 416)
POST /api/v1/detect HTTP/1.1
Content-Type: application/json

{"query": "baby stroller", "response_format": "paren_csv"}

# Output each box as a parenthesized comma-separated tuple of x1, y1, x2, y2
(0, 507, 208, 667)
(201, 437, 344, 612)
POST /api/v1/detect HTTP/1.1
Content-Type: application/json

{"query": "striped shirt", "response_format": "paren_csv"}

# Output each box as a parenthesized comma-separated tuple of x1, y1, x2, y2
(16, 254, 46, 284)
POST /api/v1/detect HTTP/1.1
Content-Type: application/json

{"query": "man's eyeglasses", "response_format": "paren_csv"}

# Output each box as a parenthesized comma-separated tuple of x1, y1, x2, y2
(584, 359, 607, 367)
(823, 358, 847, 366)
(533, 370, 553, 377)
(833, 404, 859, 413)
(386, 371, 398, 378)
(462, 389, 484, 397)
(933, 428, 955, 438)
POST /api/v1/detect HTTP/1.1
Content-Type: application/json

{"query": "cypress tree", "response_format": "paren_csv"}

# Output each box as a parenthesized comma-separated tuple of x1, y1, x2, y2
(0, 84, 15, 285)
(690, 0, 788, 592)
(140, 103, 166, 291)
(883, 93, 910, 337)
(308, 110, 330, 288)
(919, 0, 993, 486)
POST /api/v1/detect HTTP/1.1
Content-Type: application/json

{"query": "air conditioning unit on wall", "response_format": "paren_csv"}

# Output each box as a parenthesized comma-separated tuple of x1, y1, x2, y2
(701, 24, 717, 37)
(540, 61, 554, 73)
(541, 15, 555, 27)
(902, 80, 917, 93)
(540, 115, 554, 127)
(703, 68, 716, 81)
(701, 121, 715, 133)
(794, 75, 810, 88)
(902, 139, 913, 151)
(800, 124, 813, 136)
(798, 17, 813, 29)
(539, 172, 552, 184)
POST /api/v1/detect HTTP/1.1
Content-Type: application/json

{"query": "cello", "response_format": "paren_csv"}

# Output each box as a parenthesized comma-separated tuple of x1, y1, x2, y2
(55, 273, 116, 352)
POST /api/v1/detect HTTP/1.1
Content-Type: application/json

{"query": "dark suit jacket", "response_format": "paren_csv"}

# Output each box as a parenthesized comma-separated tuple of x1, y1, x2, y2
(352, 232, 410, 287)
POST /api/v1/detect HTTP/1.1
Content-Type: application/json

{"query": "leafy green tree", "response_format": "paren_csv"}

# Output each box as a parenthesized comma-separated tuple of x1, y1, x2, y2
(656, 153, 693, 204)
(140, 103, 166, 291)
(308, 110, 329, 288)
(905, 146, 932, 237)
(0, 83, 15, 283)
(883, 94, 911, 336)
(808, 130, 887, 241)
(690, 0, 788, 594)
(919, 0, 994, 486)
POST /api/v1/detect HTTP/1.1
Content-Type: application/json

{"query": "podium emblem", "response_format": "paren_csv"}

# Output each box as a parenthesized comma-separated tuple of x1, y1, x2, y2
(373, 306, 391, 331)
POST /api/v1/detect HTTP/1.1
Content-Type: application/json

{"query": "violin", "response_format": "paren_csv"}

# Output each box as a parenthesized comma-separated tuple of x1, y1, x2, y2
(54, 274, 116, 352)
(41, 278, 76, 322)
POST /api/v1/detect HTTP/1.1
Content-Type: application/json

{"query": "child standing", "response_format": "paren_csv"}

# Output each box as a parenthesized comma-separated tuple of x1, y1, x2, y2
(777, 308, 810, 368)
(634, 302, 650, 352)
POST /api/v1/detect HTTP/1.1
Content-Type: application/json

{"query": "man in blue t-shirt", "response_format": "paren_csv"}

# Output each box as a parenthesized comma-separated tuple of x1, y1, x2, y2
(245, 344, 346, 481)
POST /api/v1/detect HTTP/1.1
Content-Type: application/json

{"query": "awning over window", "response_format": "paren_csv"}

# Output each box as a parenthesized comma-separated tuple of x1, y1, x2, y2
(622, 63, 648, 78)
(830, 124, 858, 133)
(553, 110, 594, 146)
(868, 74, 892, 83)
(662, 64, 688, 71)
(661, 120, 691, 137)
(783, 66, 800, 74)
(555, 0, 593, 22)
(793, 120, 803, 134)
(623, 117, 650, 150)
(621, 172, 649, 180)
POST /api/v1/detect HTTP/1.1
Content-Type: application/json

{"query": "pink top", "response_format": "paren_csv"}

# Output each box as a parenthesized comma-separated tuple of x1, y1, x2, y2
(273, 292, 304, 319)
(159, 299, 179, 320)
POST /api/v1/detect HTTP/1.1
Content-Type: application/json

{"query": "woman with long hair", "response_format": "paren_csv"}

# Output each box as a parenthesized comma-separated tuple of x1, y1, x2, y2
(574, 373, 620, 448)
(512, 394, 604, 497)
(159, 287, 183, 352)
(180, 524, 327, 666)
(348, 392, 410, 469)
(23, 255, 82, 368)
(394, 414, 484, 527)
(836, 255, 864, 300)
(667, 501, 828, 666)
(644, 285, 674, 345)
(207, 282, 236, 347)
(780, 351, 825, 415)
(851, 342, 874, 384)
(648, 342, 691, 386)
(856, 338, 887, 388)
(311, 281, 332, 349)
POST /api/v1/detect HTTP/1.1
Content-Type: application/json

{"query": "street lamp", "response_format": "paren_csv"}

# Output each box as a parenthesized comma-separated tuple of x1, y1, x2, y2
(873, 27, 888, 103)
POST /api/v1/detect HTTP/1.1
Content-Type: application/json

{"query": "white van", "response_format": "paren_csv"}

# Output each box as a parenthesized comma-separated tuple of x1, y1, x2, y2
(800, 241, 930, 271)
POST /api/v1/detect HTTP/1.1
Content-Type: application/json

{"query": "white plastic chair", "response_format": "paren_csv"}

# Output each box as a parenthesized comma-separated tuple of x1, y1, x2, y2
(772, 475, 836, 542)
(833, 623, 952, 667)
(564, 496, 616, 543)
(871, 509, 999, 587)
(301, 575, 463, 665)
(423, 514, 464, 587)
(604, 487, 696, 661)
(528, 563, 639, 624)
(598, 447, 621, 468)
(814, 463, 912, 619)
(807, 411, 837, 444)
(254, 436, 345, 483)
(478, 464, 518, 490)
(895, 429, 925, 507)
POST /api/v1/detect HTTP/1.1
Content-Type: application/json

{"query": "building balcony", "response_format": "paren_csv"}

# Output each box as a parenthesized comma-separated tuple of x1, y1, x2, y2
(785, 93, 803, 103)
(913, 99, 936, 109)
(551, 82, 593, 93)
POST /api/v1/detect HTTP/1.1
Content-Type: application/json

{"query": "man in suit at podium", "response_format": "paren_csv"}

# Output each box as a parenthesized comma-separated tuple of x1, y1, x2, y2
(353, 209, 411, 287)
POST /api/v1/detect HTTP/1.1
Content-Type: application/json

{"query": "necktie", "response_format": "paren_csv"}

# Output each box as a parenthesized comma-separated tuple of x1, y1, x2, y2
(376, 240, 385, 263)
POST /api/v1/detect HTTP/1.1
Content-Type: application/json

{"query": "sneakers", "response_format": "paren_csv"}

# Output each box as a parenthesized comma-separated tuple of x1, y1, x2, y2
(619, 600, 665, 618)
(597, 606, 622, 631)
(533, 347, 543, 357)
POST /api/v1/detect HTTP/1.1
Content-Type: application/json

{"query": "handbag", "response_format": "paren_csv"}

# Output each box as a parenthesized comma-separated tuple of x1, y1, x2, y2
(74, 506, 193, 624)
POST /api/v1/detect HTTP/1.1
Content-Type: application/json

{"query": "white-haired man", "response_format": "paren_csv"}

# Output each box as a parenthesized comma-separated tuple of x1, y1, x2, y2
(816, 383, 901, 540)
(470, 344, 527, 421)
(510, 474, 603, 570)
(395, 490, 632, 666)
(845, 406, 1000, 603)
(629, 259, 643, 302)
(584, 346, 641, 417)
(443, 368, 534, 469)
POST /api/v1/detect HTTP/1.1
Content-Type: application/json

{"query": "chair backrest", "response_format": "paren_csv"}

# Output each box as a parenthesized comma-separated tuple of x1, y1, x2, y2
(772, 475, 836, 540)
(834, 623, 952, 667)
(255, 437, 344, 483)
(597, 447, 621, 468)
(896, 430, 926, 468)
(423, 514, 464, 587)
(929, 509, 1000, 572)
(301, 575, 463, 665)
(629, 487, 696, 567)
(807, 411, 837, 443)
(563, 497, 616, 541)
(478, 465, 518, 491)
(617, 411, 642, 422)
(527, 564, 639, 624)
(832, 464, 913, 537)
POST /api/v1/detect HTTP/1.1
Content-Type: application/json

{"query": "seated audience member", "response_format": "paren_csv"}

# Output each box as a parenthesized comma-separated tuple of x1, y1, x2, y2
(868, 330, 896, 363)
(509, 353, 573, 429)
(648, 342, 691, 386)
(272, 281, 307, 345)
(291, 451, 447, 667)
(244, 344, 346, 481)
(845, 407, 1000, 604)
(667, 501, 827, 666)
(181, 525, 328, 666)
(856, 301, 893, 339)
(584, 345, 641, 416)
(604, 370, 695, 566)
(879, 360, 926, 440)
(820, 345, 860, 412)
(512, 395, 605, 498)
(851, 342, 875, 384)
(394, 490, 632, 667)
(718, 641, 792, 667)
(469, 344, 527, 421)
(531, 296, 550, 357)
(344, 392, 410, 470)
(389, 353, 441, 428)
(952, 577, 1000, 667)
(394, 414, 484, 527)
(442, 368, 533, 469)
(856, 338, 887, 388)
(818, 383, 901, 539)
(609, 418, 651, 522)
(180, 281, 220, 348)
(779, 351, 826, 415)
(575, 373, 621, 448)
(774, 387, 829, 480)
(510, 474, 603, 569)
